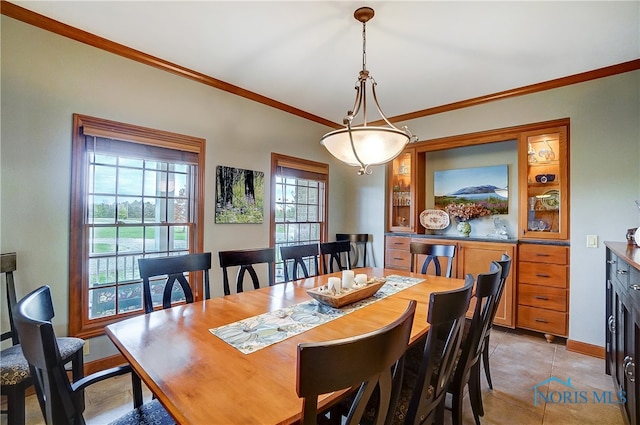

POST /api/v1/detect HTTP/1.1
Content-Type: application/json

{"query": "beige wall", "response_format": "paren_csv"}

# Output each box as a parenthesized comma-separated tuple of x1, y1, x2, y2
(2, 14, 639, 359)
(0, 16, 350, 359)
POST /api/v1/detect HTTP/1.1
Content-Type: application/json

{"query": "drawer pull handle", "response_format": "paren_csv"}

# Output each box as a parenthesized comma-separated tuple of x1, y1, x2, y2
(534, 295, 549, 300)
(393, 257, 404, 261)
(608, 315, 616, 334)
(535, 253, 550, 257)
(624, 356, 635, 383)
(394, 242, 404, 245)
(607, 260, 616, 264)
(535, 273, 551, 278)
(630, 284, 640, 291)
(617, 270, 628, 275)
(534, 318, 548, 323)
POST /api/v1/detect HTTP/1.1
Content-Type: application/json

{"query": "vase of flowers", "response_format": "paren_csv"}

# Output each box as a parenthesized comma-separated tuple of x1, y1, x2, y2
(445, 202, 492, 237)
(456, 221, 472, 237)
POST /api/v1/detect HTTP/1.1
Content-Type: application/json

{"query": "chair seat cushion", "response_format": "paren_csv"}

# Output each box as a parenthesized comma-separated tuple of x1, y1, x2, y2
(0, 345, 30, 385)
(1, 337, 84, 386)
(108, 399, 175, 425)
(57, 337, 85, 359)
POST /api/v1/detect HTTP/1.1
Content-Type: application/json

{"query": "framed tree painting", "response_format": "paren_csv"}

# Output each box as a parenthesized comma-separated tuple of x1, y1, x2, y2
(215, 165, 264, 223)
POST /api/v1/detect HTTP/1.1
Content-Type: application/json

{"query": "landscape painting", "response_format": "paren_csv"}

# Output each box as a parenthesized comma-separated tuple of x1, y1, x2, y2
(434, 165, 508, 214)
(215, 165, 264, 223)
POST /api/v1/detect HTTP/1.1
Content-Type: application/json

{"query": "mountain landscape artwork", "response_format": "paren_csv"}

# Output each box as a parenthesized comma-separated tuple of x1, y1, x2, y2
(434, 165, 508, 215)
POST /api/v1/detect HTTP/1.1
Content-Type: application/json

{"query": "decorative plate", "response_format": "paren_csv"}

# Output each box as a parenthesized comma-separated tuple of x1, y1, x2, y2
(540, 189, 560, 210)
(420, 209, 450, 230)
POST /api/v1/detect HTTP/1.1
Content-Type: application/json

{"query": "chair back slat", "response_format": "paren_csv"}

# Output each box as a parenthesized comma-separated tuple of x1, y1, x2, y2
(138, 252, 212, 314)
(319, 240, 351, 274)
(297, 300, 417, 425)
(1, 252, 19, 345)
(405, 279, 473, 425)
(336, 234, 369, 267)
(219, 248, 275, 295)
(280, 243, 320, 282)
(409, 242, 456, 278)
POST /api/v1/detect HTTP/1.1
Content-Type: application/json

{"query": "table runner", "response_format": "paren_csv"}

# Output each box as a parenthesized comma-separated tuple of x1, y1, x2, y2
(210, 275, 424, 354)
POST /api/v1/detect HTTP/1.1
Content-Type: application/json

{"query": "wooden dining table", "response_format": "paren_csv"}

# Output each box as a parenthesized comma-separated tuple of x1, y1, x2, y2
(105, 267, 465, 425)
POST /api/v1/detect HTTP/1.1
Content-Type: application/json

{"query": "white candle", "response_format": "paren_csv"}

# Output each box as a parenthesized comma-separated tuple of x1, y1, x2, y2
(355, 274, 368, 285)
(342, 270, 355, 289)
(327, 277, 341, 294)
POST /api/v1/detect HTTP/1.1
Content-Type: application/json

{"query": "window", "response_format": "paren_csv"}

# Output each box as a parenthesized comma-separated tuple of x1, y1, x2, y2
(69, 115, 205, 338)
(270, 153, 329, 283)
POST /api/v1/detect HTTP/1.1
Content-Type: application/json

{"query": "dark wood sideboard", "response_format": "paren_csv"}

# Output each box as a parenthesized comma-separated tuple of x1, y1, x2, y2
(605, 241, 640, 425)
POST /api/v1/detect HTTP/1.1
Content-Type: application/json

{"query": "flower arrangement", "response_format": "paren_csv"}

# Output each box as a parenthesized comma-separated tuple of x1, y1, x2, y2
(444, 202, 492, 222)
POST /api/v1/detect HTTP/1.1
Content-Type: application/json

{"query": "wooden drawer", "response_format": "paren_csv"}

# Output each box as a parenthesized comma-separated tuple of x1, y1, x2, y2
(518, 284, 567, 312)
(519, 262, 567, 288)
(385, 236, 411, 250)
(385, 249, 410, 269)
(517, 305, 567, 336)
(519, 244, 568, 265)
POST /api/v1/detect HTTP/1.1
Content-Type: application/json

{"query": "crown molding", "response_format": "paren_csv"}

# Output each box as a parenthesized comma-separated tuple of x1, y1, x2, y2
(3, 1, 639, 129)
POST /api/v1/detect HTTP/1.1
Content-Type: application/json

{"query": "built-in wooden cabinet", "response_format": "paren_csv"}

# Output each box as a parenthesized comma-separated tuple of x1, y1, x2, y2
(518, 125, 569, 240)
(605, 242, 639, 425)
(387, 148, 425, 233)
(516, 243, 569, 341)
(384, 236, 516, 328)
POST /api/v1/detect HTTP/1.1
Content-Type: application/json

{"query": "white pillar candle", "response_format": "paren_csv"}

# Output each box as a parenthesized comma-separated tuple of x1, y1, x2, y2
(327, 277, 341, 294)
(342, 270, 355, 289)
(355, 274, 368, 285)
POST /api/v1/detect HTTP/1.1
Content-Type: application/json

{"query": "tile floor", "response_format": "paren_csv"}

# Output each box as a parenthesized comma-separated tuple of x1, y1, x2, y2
(4, 328, 625, 425)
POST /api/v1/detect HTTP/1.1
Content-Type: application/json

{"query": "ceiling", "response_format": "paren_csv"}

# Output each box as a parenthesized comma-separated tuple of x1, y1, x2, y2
(9, 1, 640, 126)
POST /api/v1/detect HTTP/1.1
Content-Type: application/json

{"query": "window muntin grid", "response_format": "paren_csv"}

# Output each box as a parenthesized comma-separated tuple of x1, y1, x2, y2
(86, 152, 195, 319)
(274, 176, 325, 283)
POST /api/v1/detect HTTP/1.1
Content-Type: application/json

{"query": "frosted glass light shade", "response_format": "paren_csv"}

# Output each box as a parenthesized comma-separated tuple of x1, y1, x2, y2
(320, 126, 410, 167)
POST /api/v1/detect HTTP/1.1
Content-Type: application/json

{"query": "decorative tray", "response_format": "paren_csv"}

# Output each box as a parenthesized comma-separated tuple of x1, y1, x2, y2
(420, 209, 450, 230)
(307, 278, 386, 308)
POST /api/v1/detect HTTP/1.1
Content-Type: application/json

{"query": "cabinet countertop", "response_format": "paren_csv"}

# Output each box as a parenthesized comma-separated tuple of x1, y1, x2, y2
(385, 233, 569, 246)
(605, 241, 640, 270)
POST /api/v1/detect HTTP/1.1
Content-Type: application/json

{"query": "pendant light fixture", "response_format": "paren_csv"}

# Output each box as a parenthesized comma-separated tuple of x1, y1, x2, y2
(320, 6, 417, 175)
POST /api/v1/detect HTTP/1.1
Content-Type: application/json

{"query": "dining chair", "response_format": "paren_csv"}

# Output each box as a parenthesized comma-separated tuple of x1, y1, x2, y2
(319, 240, 352, 274)
(336, 233, 370, 267)
(219, 247, 275, 295)
(448, 265, 502, 425)
(296, 300, 417, 425)
(409, 242, 456, 277)
(481, 254, 512, 390)
(13, 285, 175, 425)
(138, 252, 212, 314)
(0, 253, 85, 425)
(280, 243, 320, 282)
(390, 277, 474, 425)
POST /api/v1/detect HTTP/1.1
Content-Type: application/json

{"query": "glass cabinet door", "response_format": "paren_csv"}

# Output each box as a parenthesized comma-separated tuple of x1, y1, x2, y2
(388, 151, 414, 232)
(519, 126, 569, 240)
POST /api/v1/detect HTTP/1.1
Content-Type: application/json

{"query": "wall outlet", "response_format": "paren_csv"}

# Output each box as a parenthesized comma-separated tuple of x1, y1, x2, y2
(83, 340, 90, 356)
(587, 234, 598, 248)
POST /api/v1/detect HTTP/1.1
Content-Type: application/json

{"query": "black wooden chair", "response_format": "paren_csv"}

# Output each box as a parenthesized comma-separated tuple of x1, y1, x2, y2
(296, 300, 416, 425)
(481, 254, 512, 390)
(14, 285, 175, 425)
(448, 265, 502, 425)
(319, 240, 352, 274)
(280, 243, 320, 282)
(378, 278, 474, 425)
(409, 242, 456, 277)
(0, 253, 84, 425)
(336, 233, 370, 267)
(138, 252, 212, 314)
(219, 248, 275, 295)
